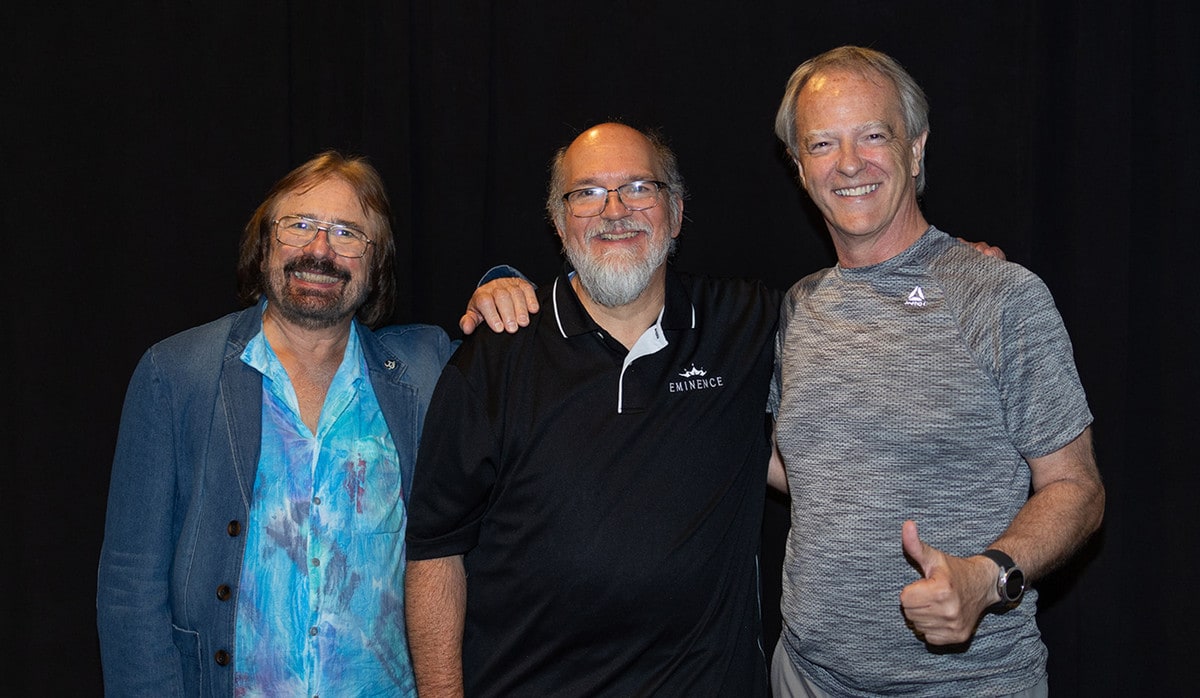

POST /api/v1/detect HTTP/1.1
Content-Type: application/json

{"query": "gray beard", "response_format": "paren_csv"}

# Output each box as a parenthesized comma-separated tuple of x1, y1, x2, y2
(564, 227, 674, 308)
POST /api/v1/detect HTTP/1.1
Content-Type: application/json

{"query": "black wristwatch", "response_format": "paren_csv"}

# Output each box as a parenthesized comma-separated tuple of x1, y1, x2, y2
(980, 549, 1025, 610)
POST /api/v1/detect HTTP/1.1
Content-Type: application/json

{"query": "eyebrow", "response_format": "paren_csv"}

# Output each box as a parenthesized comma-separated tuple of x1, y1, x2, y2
(567, 174, 658, 189)
(804, 120, 896, 142)
(289, 213, 366, 230)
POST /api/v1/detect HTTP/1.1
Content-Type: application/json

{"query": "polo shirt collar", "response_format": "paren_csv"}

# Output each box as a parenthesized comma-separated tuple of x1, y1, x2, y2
(550, 264, 697, 339)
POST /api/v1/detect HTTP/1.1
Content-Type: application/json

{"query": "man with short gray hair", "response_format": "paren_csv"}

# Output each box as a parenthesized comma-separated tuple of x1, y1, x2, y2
(769, 45, 1105, 697)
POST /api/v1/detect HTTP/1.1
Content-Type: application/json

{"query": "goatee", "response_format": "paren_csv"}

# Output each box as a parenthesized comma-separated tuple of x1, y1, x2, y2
(264, 255, 366, 330)
(563, 220, 675, 308)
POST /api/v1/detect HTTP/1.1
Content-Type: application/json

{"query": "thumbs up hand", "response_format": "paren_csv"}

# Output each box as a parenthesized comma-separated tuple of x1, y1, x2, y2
(898, 520, 999, 646)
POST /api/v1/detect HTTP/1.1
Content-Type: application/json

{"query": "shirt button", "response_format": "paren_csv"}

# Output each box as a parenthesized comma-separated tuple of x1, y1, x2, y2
(313, 496, 321, 505)
(311, 558, 320, 567)
(214, 649, 231, 666)
(309, 626, 318, 636)
(226, 520, 241, 537)
(216, 584, 232, 601)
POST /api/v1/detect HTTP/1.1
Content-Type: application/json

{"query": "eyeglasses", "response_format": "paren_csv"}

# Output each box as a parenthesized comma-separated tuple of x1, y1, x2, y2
(273, 215, 375, 258)
(562, 180, 668, 218)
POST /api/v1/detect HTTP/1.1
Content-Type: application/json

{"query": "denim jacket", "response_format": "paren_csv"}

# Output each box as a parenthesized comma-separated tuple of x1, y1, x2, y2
(96, 301, 455, 697)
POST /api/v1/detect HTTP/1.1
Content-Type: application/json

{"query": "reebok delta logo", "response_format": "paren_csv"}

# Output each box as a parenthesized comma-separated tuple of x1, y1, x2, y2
(669, 364, 725, 393)
(905, 286, 927, 307)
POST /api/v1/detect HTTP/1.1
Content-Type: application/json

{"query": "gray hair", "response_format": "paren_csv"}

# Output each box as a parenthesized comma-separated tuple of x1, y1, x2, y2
(774, 46, 930, 194)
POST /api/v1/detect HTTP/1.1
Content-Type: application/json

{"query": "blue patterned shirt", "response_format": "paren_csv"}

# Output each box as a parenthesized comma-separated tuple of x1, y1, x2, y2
(234, 322, 416, 696)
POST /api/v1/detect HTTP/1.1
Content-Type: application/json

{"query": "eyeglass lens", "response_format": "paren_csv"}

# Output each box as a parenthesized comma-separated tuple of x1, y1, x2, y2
(567, 181, 663, 217)
(275, 216, 370, 257)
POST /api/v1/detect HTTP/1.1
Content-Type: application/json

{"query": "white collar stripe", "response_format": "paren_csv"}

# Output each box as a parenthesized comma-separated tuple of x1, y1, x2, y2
(617, 306, 669, 413)
(552, 277, 568, 338)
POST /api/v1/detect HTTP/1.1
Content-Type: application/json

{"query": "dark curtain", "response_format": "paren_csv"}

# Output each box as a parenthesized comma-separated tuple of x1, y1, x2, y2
(5, 1, 1195, 694)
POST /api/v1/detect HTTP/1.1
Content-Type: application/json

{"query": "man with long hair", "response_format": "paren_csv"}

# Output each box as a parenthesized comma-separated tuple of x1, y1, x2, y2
(99, 151, 465, 696)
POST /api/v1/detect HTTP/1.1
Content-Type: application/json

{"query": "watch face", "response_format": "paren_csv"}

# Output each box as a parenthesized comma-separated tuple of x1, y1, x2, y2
(1003, 568, 1025, 601)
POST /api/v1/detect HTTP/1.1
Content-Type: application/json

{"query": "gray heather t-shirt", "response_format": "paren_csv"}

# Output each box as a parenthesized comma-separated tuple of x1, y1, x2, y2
(772, 227, 1092, 697)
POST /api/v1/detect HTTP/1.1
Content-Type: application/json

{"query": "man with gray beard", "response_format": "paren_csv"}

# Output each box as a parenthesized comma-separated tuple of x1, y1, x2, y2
(404, 122, 781, 697)
(562, 194, 675, 308)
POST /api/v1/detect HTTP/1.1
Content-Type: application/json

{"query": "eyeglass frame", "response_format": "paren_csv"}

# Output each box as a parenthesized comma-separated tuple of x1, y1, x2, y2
(561, 180, 670, 218)
(271, 214, 376, 258)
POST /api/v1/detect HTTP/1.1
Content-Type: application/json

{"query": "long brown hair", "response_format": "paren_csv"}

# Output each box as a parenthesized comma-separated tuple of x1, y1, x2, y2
(236, 150, 397, 328)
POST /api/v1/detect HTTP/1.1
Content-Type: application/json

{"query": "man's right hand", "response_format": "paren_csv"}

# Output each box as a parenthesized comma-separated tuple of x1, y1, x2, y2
(460, 277, 540, 334)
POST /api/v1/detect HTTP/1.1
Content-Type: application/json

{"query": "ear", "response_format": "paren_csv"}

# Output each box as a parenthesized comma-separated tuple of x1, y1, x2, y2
(791, 154, 808, 189)
(670, 196, 684, 238)
(910, 130, 929, 177)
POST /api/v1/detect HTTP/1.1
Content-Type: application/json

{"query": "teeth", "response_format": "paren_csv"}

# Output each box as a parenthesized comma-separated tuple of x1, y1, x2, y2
(834, 184, 879, 196)
(295, 271, 341, 283)
(596, 231, 640, 241)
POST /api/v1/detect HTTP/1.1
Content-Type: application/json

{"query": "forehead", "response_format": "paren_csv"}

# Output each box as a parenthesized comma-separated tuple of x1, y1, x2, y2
(795, 68, 904, 133)
(562, 126, 661, 186)
(275, 176, 368, 220)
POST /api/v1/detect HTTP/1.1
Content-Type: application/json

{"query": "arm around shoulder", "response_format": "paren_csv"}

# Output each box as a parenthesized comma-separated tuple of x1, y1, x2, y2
(461, 268, 540, 335)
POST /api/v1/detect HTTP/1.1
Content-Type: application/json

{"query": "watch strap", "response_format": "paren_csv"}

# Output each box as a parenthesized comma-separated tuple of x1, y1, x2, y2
(980, 548, 1016, 571)
(980, 548, 1024, 607)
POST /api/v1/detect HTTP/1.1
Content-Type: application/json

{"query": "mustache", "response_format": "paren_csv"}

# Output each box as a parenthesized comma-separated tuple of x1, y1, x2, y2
(284, 256, 351, 281)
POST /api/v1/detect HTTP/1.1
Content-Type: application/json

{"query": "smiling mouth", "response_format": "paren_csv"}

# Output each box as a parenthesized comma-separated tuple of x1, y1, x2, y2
(834, 183, 880, 197)
(293, 270, 344, 284)
(284, 257, 350, 285)
(587, 219, 649, 242)
(593, 230, 643, 241)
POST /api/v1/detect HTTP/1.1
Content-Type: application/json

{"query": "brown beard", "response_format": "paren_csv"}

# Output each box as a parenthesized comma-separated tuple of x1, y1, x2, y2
(264, 254, 366, 330)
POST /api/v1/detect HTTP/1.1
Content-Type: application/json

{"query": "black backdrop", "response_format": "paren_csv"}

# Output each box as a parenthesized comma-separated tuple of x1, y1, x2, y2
(5, 1, 1197, 694)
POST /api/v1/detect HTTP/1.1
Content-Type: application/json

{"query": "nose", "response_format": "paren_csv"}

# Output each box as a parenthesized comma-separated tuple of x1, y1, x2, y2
(836, 142, 864, 177)
(599, 190, 632, 220)
(303, 226, 336, 257)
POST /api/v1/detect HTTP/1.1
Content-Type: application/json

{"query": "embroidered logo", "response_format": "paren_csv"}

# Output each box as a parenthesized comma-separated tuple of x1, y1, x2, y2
(669, 364, 724, 393)
(904, 286, 927, 307)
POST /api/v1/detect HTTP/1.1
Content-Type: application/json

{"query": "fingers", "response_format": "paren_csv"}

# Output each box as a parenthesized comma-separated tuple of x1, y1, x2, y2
(520, 283, 540, 314)
(956, 237, 1008, 261)
(899, 522, 992, 645)
(978, 243, 1007, 260)
(901, 520, 929, 576)
(489, 290, 522, 333)
(459, 311, 482, 335)
(469, 278, 538, 334)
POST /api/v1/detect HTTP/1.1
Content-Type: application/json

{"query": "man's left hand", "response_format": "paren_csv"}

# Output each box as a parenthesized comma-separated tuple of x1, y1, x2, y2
(898, 520, 997, 645)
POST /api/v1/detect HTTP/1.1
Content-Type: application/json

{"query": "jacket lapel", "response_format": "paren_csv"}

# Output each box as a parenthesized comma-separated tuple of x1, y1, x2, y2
(220, 302, 267, 508)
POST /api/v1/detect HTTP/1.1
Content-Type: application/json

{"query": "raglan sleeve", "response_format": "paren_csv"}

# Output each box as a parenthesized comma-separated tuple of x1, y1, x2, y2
(996, 271, 1094, 459)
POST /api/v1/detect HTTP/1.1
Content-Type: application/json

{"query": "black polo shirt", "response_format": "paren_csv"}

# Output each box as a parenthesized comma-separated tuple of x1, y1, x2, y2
(407, 267, 780, 697)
